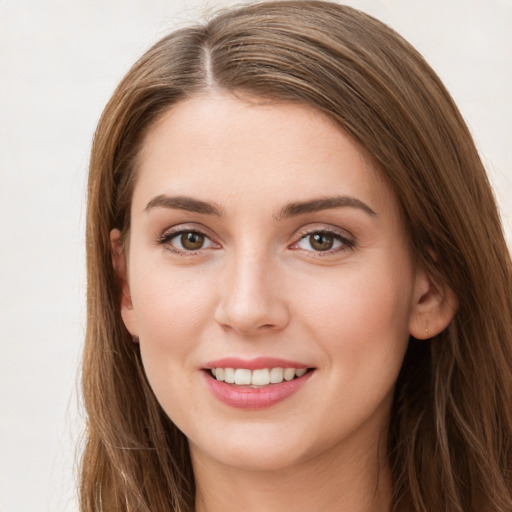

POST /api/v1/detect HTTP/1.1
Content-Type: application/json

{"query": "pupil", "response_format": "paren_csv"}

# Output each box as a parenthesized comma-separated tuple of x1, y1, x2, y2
(181, 232, 204, 250)
(310, 233, 333, 251)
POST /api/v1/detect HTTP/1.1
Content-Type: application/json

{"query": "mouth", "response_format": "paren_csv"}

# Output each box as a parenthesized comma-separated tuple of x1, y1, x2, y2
(206, 367, 314, 387)
(201, 357, 315, 408)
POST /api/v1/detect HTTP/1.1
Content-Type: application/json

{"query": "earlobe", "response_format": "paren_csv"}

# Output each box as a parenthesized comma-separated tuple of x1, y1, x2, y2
(110, 229, 138, 338)
(409, 266, 459, 340)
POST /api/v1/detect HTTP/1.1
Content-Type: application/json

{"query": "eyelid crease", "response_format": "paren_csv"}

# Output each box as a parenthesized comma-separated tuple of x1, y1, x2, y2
(158, 228, 210, 243)
(293, 223, 355, 241)
(157, 222, 216, 240)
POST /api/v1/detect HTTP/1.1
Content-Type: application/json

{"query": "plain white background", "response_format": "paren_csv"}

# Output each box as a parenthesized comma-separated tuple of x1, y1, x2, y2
(0, 1, 511, 510)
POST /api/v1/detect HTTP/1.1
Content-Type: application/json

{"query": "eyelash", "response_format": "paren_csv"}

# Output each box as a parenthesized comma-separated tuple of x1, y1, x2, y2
(156, 225, 355, 256)
(291, 227, 355, 256)
(156, 226, 218, 255)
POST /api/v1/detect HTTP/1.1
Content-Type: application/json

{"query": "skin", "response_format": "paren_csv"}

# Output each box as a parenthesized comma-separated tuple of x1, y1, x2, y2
(113, 92, 456, 512)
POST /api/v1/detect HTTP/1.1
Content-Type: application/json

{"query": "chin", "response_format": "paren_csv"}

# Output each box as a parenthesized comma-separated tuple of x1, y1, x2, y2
(189, 425, 315, 472)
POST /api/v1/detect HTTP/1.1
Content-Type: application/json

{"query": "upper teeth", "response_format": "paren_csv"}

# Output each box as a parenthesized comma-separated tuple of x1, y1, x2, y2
(211, 367, 307, 386)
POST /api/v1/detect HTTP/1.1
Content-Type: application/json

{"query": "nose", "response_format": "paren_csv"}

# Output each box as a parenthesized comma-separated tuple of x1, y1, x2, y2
(214, 250, 290, 336)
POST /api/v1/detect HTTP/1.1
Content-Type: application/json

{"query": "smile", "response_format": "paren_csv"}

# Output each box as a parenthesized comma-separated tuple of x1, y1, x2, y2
(202, 359, 315, 409)
(211, 367, 308, 386)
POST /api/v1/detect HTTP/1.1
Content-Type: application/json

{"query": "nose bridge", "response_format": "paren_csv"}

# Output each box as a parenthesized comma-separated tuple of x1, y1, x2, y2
(215, 243, 288, 335)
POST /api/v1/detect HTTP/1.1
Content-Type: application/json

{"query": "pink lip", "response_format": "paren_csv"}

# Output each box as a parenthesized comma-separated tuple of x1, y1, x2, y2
(203, 357, 310, 370)
(201, 357, 314, 409)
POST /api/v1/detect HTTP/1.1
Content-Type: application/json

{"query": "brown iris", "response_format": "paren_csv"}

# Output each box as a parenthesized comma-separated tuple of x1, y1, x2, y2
(309, 233, 334, 251)
(180, 232, 205, 250)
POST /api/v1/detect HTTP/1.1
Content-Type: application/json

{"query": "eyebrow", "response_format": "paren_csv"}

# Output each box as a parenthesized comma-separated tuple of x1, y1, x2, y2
(145, 195, 223, 216)
(144, 194, 377, 219)
(274, 196, 377, 220)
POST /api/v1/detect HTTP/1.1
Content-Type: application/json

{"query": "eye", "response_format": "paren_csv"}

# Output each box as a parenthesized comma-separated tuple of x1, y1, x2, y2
(293, 229, 354, 253)
(159, 229, 216, 252)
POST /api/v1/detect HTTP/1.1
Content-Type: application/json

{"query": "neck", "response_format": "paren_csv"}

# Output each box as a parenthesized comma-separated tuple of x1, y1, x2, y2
(191, 434, 392, 512)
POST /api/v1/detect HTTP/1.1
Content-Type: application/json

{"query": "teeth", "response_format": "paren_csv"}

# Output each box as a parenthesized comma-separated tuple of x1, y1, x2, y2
(211, 367, 309, 386)
(252, 369, 270, 386)
(234, 369, 252, 385)
(224, 368, 235, 383)
(283, 368, 295, 381)
(269, 367, 284, 383)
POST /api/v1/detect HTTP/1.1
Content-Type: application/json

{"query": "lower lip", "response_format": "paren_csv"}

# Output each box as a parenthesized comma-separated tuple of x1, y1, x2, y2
(203, 371, 314, 409)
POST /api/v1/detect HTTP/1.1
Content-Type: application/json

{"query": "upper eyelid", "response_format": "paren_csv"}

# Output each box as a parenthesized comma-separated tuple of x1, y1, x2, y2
(293, 224, 354, 240)
(159, 223, 216, 239)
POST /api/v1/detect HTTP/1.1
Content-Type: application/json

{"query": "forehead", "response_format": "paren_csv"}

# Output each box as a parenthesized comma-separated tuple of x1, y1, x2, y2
(132, 92, 396, 219)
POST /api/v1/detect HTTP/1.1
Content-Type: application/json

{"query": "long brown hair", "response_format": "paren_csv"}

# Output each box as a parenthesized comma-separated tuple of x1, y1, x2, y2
(81, 2, 512, 510)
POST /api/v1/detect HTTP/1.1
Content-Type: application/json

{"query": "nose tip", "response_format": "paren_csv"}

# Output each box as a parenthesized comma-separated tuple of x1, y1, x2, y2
(214, 260, 289, 336)
(215, 292, 290, 336)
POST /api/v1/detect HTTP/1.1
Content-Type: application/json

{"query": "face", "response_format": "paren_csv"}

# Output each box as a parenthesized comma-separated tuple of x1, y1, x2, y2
(115, 92, 431, 473)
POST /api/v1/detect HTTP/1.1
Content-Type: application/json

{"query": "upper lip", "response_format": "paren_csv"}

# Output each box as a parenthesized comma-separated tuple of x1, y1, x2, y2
(202, 357, 312, 370)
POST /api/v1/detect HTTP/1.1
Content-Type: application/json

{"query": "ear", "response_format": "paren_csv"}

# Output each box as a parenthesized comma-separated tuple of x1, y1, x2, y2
(409, 265, 458, 340)
(110, 229, 139, 339)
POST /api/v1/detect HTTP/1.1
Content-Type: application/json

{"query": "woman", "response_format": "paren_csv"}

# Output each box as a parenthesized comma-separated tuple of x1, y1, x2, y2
(80, 2, 512, 511)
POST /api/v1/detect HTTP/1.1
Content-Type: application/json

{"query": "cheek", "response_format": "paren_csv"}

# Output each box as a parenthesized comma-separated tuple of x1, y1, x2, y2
(294, 262, 413, 369)
(128, 259, 218, 382)
(129, 264, 215, 425)
(299, 261, 412, 324)
(290, 267, 412, 435)
(130, 257, 215, 330)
